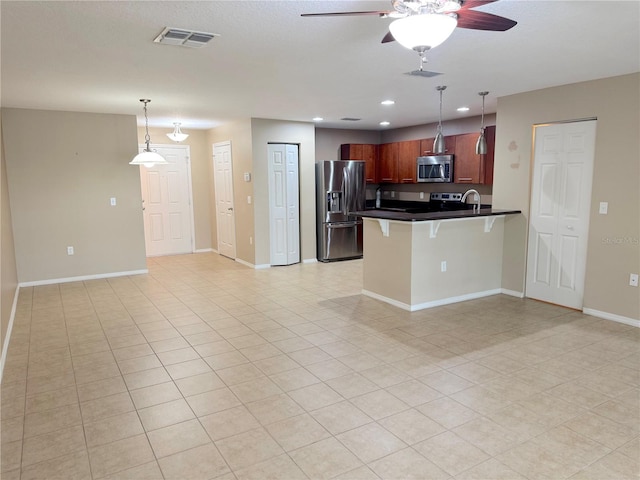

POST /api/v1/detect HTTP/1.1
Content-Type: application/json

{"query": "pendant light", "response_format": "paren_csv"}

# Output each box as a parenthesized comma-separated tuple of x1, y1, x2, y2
(130, 99, 168, 167)
(433, 85, 447, 154)
(167, 122, 189, 142)
(475, 91, 489, 155)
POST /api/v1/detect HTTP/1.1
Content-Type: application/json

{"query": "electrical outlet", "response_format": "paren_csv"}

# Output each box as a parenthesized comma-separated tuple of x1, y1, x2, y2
(391, 191, 395, 198)
(67, 246, 74, 255)
(419, 192, 424, 199)
(630, 274, 639, 287)
(249, 236, 253, 245)
(441, 261, 447, 272)
(247, 195, 252, 204)
(599, 202, 608, 214)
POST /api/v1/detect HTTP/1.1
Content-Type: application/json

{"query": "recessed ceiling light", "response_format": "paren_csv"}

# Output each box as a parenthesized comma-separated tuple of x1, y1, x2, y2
(380, 121, 390, 126)
(457, 107, 470, 112)
(313, 117, 323, 122)
(381, 100, 395, 105)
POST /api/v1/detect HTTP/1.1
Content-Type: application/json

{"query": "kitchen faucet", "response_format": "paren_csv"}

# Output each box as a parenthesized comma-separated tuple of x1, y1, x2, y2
(461, 189, 481, 213)
(375, 186, 382, 208)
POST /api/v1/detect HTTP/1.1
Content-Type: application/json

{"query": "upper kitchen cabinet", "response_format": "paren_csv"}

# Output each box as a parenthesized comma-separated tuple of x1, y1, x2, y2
(419, 136, 456, 156)
(378, 143, 399, 183)
(453, 125, 496, 184)
(397, 140, 420, 183)
(340, 143, 379, 183)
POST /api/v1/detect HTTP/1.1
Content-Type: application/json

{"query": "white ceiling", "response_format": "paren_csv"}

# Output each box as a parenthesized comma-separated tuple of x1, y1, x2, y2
(1, 1, 639, 131)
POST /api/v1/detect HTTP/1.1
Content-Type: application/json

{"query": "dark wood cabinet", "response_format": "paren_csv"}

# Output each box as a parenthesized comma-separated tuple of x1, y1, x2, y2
(453, 125, 495, 184)
(397, 140, 420, 183)
(378, 143, 399, 183)
(419, 136, 456, 156)
(340, 143, 379, 183)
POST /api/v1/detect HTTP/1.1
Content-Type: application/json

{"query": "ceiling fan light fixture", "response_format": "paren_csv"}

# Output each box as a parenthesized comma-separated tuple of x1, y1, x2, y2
(167, 122, 189, 142)
(389, 14, 457, 52)
(130, 99, 168, 168)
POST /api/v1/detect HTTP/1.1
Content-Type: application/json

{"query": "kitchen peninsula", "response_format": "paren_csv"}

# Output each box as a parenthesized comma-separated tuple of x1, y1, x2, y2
(353, 206, 521, 311)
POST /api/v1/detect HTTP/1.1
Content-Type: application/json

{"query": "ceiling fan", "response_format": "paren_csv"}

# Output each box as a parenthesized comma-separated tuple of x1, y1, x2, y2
(302, 0, 516, 62)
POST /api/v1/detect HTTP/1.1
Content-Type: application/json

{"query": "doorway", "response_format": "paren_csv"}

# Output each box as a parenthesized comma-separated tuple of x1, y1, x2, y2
(267, 144, 300, 265)
(139, 144, 194, 257)
(213, 141, 236, 259)
(526, 119, 597, 309)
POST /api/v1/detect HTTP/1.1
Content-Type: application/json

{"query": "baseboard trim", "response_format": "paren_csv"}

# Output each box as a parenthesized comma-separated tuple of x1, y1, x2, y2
(303, 258, 318, 264)
(19, 269, 149, 287)
(501, 288, 525, 298)
(254, 264, 271, 270)
(194, 248, 214, 254)
(583, 308, 640, 328)
(0, 286, 20, 384)
(362, 288, 502, 312)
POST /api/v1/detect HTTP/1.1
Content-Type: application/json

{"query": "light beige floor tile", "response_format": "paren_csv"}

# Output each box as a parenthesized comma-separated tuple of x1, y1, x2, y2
(337, 422, 406, 463)
(385, 379, 443, 407)
(417, 396, 480, 429)
(1, 416, 24, 443)
(569, 449, 640, 480)
(266, 413, 331, 451)
(174, 371, 225, 396)
(84, 410, 144, 447)
(253, 354, 300, 375)
(158, 443, 230, 480)
(24, 402, 82, 438)
(268, 367, 320, 391)
(231, 376, 284, 403)
(563, 411, 638, 449)
(123, 367, 171, 390)
(287, 346, 332, 364)
(414, 431, 491, 476)
(378, 408, 446, 445)
(496, 440, 581, 479)
(288, 382, 345, 411)
(450, 385, 512, 415)
(350, 389, 410, 420)
(147, 418, 211, 458)
(359, 364, 411, 388)
(129, 381, 182, 409)
(616, 436, 640, 461)
(102, 461, 164, 480)
(186, 387, 241, 417)
(216, 363, 264, 386)
(1, 439, 22, 472)
(235, 454, 308, 480)
(453, 416, 522, 456)
(289, 436, 363, 480)
(164, 358, 212, 380)
(20, 449, 91, 480)
(76, 376, 127, 404)
(88, 433, 156, 478)
(138, 398, 195, 431)
(311, 400, 373, 435)
(454, 458, 528, 480)
(592, 398, 640, 426)
(149, 336, 189, 353)
(369, 447, 449, 480)
(155, 346, 200, 366)
(246, 392, 304, 425)
(80, 391, 135, 423)
(305, 358, 355, 381)
(203, 350, 249, 370)
(24, 385, 78, 414)
(326, 372, 380, 399)
(21, 425, 86, 467)
(215, 427, 284, 470)
(200, 405, 261, 441)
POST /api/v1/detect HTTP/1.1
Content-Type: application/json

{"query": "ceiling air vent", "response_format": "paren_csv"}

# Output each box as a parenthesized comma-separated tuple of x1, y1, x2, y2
(154, 27, 219, 48)
(340, 117, 361, 122)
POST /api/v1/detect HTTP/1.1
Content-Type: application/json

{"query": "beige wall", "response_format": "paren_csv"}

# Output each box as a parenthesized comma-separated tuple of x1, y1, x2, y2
(251, 119, 316, 265)
(493, 73, 640, 320)
(380, 114, 496, 143)
(2, 108, 147, 283)
(208, 119, 254, 263)
(138, 127, 212, 251)
(1, 118, 19, 354)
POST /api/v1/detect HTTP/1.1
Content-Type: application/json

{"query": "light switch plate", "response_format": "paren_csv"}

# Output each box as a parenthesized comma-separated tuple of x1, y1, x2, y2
(630, 274, 639, 287)
(599, 202, 608, 214)
(110, 197, 117, 206)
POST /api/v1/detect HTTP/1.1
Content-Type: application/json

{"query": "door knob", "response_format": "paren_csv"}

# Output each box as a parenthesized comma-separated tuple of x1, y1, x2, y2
(228, 207, 233, 211)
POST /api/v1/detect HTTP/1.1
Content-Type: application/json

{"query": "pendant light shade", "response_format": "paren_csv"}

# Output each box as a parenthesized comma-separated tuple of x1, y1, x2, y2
(167, 123, 189, 142)
(475, 91, 489, 155)
(389, 14, 457, 53)
(130, 99, 168, 168)
(433, 85, 447, 154)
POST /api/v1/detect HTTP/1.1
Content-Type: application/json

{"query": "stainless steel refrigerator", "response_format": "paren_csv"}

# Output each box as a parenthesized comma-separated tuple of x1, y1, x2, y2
(316, 160, 366, 262)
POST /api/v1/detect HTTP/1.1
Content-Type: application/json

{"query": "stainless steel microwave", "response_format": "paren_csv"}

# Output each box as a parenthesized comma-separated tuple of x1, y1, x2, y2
(417, 155, 453, 183)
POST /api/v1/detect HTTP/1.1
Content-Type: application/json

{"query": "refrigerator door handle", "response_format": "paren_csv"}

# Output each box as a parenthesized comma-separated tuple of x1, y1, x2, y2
(327, 223, 360, 229)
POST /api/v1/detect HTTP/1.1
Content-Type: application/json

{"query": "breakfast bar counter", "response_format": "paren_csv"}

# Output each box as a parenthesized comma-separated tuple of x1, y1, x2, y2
(353, 208, 521, 311)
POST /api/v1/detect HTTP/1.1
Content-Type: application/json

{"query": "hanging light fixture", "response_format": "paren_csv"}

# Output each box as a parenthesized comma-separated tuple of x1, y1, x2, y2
(130, 99, 168, 167)
(167, 122, 189, 142)
(433, 85, 447, 154)
(475, 91, 489, 155)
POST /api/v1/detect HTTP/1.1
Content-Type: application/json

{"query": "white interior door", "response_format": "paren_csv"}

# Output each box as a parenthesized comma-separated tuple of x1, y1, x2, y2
(526, 120, 596, 309)
(213, 141, 236, 259)
(139, 144, 194, 257)
(268, 144, 300, 265)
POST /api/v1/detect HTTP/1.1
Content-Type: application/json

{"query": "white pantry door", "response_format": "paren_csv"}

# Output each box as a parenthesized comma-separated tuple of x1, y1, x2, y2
(268, 144, 300, 265)
(526, 120, 596, 309)
(139, 144, 194, 257)
(213, 141, 236, 259)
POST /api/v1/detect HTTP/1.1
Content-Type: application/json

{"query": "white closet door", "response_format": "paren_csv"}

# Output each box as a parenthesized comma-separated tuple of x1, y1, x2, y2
(268, 144, 299, 265)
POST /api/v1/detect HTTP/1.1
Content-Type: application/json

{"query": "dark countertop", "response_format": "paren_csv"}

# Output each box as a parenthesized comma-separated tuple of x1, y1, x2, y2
(352, 208, 521, 222)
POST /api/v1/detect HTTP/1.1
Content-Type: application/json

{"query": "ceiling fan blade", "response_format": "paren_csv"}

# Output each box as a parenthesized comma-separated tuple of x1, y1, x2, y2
(301, 11, 391, 18)
(456, 9, 517, 31)
(381, 31, 395, 43)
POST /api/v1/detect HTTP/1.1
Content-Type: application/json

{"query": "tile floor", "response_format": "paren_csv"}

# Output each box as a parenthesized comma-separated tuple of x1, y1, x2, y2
(1, 253, 638, 480)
